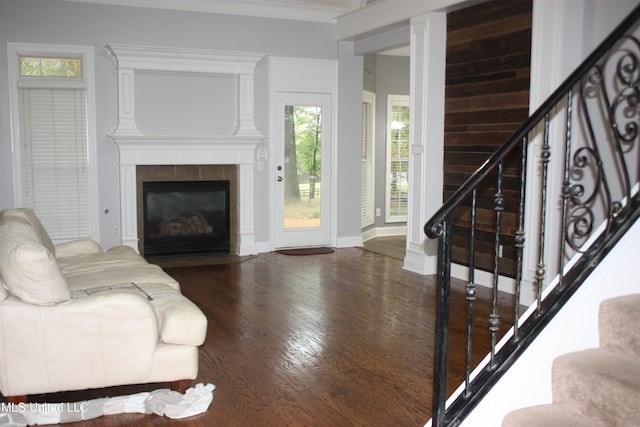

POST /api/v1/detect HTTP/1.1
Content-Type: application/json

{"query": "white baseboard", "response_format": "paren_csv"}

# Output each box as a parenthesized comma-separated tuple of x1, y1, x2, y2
(450, 263, 535, 305)
(403, 248, 437, 275)
(361, 225, 407, 243)
(336, 235, 363, 248)
(254, 241, 272, 254)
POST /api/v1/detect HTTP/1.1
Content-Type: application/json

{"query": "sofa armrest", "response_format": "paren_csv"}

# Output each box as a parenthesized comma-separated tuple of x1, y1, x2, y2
(0, 290, 159, 397)
(55, 239, 104, 258)
(139, 283, 208, 346)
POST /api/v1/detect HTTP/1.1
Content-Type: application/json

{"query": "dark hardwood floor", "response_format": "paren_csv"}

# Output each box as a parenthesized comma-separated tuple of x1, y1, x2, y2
(360, 235, 406, 260)
(6, 246, 517, 426)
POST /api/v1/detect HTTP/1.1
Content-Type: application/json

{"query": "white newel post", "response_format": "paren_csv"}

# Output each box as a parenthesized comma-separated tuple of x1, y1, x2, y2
(106, 45, 266, 256)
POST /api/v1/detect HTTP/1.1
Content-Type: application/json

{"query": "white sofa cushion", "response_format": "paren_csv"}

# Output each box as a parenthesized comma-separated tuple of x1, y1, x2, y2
(138, 283, 207, 346)
(55, 239, 104, 258)
(0, 218, 70, 305)
(0, 277, 8, 301)
(0, 208, 56, 256)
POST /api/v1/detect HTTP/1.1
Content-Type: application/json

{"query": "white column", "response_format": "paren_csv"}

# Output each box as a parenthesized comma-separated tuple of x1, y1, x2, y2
(119, 163, 139, 250)
(115, 69, 142, 136)
(235, 73, 261, 136)
(237, 162, 257, 255)
(403, 12, 447, 275)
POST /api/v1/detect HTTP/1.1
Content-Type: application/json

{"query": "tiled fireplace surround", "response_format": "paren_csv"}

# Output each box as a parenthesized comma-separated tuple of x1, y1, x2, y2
(106, 44, 266, 256)
(136, 164, 239, 256)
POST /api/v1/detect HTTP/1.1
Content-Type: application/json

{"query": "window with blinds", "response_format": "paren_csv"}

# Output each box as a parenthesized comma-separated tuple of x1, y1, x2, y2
(386, 94, 410, 223)
(361, 91, 375, 228)
(8, 44, 97, 242)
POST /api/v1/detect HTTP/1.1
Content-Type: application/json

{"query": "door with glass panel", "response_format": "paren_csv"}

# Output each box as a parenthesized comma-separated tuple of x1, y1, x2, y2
(274, 92, 332, 248)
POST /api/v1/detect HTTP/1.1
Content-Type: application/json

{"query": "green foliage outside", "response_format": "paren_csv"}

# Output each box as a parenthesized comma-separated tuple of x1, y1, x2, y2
(284, 105, 323, 203)
(20, 57, 82, 78)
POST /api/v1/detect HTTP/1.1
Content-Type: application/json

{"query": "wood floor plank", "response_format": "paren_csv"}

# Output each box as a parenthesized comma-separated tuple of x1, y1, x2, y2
(1, 247, 517, 426)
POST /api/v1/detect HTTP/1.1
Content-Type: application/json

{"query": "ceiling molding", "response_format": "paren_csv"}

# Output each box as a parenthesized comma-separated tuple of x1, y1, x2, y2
(55, 0, 357, 23)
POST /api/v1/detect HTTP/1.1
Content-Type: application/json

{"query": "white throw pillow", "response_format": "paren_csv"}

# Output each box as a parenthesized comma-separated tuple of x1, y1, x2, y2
(0, 219, 70, 305)
(0, 208, 55, 255)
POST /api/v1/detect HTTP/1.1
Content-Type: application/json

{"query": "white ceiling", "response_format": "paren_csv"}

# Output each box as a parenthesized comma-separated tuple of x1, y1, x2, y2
(56, 0, 377, 22)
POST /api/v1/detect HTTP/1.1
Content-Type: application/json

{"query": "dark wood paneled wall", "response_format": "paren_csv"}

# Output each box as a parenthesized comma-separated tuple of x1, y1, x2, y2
(444, 0, 533, 276)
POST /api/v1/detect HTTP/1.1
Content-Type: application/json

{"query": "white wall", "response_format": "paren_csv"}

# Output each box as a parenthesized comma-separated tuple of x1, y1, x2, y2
(0, 0, 364, 250)
(372, 54, 410, 232)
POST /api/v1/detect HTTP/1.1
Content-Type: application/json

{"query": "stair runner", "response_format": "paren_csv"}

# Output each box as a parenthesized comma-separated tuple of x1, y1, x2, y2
(502, 294, 640, 427)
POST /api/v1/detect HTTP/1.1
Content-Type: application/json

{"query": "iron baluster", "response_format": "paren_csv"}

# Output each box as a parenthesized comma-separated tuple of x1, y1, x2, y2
(559, 89, 574, 289)
(464, 189, 477, 395)
(431, 216, 452, 427)
(490, 161, 504, 367)
(536, 114, 551, 314)
(514, 137, 528, 339)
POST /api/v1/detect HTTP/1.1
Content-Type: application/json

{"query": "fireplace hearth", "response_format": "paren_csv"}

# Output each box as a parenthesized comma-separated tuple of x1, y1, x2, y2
(143, 180, 230, 257)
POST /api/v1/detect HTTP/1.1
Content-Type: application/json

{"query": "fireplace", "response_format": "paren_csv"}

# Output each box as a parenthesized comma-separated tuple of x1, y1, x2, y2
(106, 44, 265, 256)
(143, 180, 230, 257)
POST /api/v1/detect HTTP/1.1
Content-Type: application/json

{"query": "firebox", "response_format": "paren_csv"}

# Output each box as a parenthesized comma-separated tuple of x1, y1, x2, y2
(142, 180, 230, 257)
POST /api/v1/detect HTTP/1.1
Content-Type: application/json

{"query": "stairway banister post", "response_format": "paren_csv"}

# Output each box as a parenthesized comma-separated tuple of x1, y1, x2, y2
(431, 215, 452, 427)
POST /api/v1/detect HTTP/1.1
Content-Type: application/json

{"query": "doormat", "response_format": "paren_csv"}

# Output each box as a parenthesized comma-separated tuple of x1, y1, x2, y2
(276, 247, 335, 256)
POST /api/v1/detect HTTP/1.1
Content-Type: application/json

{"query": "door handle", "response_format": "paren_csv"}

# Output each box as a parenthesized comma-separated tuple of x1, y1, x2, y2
(277, 176, 283, 182)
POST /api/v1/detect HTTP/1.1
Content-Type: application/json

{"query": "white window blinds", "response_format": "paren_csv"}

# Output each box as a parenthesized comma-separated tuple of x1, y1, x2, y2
(17, 86, 91, 240)
(361, 91, 375, 228)
(386, 95, 409, 223)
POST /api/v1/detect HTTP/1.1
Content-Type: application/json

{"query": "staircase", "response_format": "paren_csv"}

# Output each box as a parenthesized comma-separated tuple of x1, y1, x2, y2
(502, 294, 640, 427)
(423, 3, 640, 426)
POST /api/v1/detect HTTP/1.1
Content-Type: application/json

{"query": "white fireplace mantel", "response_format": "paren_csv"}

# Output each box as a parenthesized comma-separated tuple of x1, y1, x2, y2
(106, 45, 267, 256)
(112, 135, 262, 256)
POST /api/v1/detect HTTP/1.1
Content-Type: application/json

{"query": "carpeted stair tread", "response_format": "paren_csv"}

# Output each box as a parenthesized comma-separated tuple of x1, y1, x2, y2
(501, 404, 601, 427)
(599, 294, 640, 359)
(552, 347, 640, 424)
(502, 295, 640, 426)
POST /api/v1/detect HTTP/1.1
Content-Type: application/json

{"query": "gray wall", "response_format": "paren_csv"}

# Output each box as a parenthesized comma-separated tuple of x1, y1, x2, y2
(0, 0, 363, 249)
(363, 53, 410, 231)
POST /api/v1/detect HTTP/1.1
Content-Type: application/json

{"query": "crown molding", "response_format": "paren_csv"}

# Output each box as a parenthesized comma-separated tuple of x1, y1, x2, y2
(55, 0, 352, 23)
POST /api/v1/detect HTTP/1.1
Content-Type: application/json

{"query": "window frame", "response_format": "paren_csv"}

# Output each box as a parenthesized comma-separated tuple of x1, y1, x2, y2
(7, 43, 100, 243)
(361, 90, 376, 228)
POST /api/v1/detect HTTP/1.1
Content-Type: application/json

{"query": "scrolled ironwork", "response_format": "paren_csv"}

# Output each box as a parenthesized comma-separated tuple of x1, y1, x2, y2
(568, 34, 640, 253)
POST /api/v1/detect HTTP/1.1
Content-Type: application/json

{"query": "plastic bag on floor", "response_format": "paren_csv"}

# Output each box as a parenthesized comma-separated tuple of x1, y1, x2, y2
(0, 383, 215, 426)
(146, 383, 216, 419)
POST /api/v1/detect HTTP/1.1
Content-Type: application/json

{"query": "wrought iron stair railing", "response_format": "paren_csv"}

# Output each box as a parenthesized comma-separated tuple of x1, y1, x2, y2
(424, 5, 640, 426)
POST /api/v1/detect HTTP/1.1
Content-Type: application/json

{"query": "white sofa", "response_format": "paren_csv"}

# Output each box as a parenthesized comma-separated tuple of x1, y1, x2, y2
(0, 208, 207, 400)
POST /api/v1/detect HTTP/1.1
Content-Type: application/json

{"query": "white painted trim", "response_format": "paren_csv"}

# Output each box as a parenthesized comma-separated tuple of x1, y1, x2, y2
(338, 0, 470, 40)
(6, 42, 100, 244)
(109, 135, 262, 256)
(361, 225, 406, 242)
(105, 44, 265, 137)
(450, 263, 535, 305)
(361, 90, 376, 229)
(353, 23, 410, 56)
(105, 44, 268, 256)
(57, 0, 351, 23)
(403, 12, 447, 276)
(337, 235, 363, 248)
(267, 56, 339, 251)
